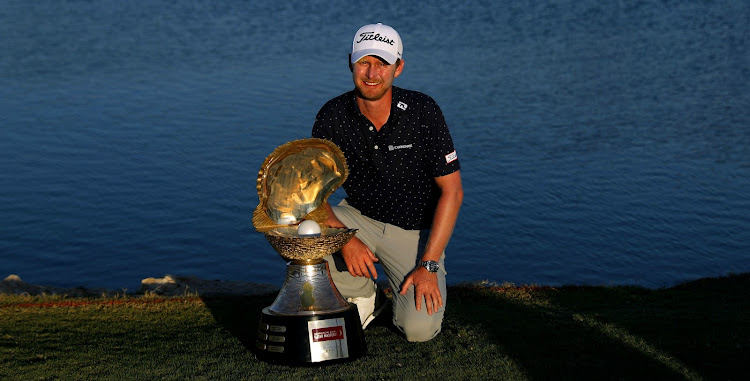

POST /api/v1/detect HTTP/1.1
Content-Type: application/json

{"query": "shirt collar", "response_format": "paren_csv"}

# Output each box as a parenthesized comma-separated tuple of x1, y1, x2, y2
(347, 86, 406, 127)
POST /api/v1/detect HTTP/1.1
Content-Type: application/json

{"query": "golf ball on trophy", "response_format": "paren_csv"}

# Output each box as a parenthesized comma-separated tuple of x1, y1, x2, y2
(297, 220, 322, 236)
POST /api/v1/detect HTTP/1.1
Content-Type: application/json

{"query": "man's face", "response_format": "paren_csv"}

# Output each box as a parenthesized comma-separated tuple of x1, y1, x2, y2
(351, 55, 404, 101)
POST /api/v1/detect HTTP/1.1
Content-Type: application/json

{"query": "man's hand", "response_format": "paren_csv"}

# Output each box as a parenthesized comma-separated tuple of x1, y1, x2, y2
(323, 202, 378, 279)
(341, 236, 379, 279)
(400, 267, 443, 315)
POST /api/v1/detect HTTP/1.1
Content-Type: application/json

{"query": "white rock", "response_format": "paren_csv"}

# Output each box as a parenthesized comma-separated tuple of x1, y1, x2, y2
(3, 274, 23, 283)
(141, 275, 177, 285)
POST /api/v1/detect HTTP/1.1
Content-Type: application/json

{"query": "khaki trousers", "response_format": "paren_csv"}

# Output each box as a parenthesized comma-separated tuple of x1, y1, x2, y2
(323, 200, 447, 342)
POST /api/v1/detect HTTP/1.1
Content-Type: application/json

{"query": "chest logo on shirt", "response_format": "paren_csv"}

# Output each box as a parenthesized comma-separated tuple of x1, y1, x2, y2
(389, 144, 413, 151)
(445, 150, 458, 163)
(396, 101, 408, 111)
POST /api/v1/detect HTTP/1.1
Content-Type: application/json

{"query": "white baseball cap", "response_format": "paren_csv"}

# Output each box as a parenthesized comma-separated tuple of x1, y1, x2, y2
(350, 23, 403, 65)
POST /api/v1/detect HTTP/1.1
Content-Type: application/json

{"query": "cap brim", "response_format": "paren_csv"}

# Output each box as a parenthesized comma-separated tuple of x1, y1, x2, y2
(350, 49, 398, 65)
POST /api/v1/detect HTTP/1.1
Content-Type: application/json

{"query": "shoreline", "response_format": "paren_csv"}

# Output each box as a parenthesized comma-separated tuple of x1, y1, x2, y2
(1, 274, 279, 297)
(5, 272, 748, 299)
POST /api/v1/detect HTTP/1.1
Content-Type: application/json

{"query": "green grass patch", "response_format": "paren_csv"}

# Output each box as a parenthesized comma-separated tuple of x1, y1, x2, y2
(1, 274, 747, 380)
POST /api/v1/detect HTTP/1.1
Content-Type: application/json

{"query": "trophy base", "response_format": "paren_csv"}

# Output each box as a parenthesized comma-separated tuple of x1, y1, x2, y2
(255, 304, 366, 365)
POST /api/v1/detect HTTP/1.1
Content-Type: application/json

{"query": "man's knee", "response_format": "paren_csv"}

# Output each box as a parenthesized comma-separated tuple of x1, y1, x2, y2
(395, 312, 443, 342)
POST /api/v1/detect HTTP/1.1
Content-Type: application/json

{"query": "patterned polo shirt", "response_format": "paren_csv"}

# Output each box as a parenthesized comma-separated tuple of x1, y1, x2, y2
(312, 86, 460, 230)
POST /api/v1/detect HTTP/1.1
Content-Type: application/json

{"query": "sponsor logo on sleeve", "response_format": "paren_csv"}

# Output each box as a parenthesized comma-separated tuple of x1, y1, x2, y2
(445, 150, 458, 164)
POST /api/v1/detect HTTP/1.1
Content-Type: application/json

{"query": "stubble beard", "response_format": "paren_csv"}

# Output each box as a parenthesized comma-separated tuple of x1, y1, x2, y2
(354, 82, 389, 101)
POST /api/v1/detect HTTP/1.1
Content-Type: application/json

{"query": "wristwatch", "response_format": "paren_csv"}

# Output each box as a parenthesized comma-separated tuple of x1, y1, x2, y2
(418, 260, 440, 273)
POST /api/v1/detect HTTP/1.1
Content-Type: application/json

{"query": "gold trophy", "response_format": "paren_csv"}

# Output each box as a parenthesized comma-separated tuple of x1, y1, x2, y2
(253, 138, 366, 364)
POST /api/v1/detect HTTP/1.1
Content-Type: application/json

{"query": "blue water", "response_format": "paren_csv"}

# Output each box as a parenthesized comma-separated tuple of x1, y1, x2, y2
(2, 0, 749, 291)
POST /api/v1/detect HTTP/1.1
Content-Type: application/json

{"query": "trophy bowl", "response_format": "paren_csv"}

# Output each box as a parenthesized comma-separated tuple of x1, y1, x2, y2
(264, 227, 358, 261)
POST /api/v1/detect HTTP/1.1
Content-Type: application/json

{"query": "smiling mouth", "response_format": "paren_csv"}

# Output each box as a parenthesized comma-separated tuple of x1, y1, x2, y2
(364, 81, 380, 86)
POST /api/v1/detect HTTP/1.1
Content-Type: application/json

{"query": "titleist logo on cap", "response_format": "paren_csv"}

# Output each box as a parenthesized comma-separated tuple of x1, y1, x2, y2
(351, 23, 402, 64)
(356, 31, 396, 46)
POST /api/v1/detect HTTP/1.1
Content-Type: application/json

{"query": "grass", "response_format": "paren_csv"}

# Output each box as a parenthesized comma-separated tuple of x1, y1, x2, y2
(1, 273, 747, 380)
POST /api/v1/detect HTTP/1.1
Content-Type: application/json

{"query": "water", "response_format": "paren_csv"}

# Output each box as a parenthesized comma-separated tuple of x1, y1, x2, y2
(2, 0, 749, 291)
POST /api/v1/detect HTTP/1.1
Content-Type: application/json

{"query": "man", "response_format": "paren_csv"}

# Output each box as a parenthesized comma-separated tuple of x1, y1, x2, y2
(312, 23, 463, 342)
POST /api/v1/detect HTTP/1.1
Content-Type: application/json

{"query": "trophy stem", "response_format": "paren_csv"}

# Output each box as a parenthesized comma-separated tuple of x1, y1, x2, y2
(289, 258, 325, 266)
(268, 260, 350, 316)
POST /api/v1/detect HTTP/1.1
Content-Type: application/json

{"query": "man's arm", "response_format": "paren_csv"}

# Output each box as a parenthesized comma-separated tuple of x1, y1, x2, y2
(323, 202, 379, 279)
(400, 170, 463, 314)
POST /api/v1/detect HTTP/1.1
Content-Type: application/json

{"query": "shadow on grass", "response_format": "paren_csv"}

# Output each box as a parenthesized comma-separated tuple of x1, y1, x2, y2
(199, 274, 748, 379)
(547, 273, 750, 380)
(448, 287, 688, 380)
(201, 293, 276, 350)
(199, 292, 397, 352)
(448, 273, 748, 380)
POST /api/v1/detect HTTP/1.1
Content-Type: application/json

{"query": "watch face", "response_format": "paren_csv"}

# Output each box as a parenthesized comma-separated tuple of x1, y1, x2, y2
(422, 261, 439, 273)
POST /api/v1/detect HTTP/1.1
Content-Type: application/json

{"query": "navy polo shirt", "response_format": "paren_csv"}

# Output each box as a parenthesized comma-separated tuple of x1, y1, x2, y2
(312, 86, 460, 230)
